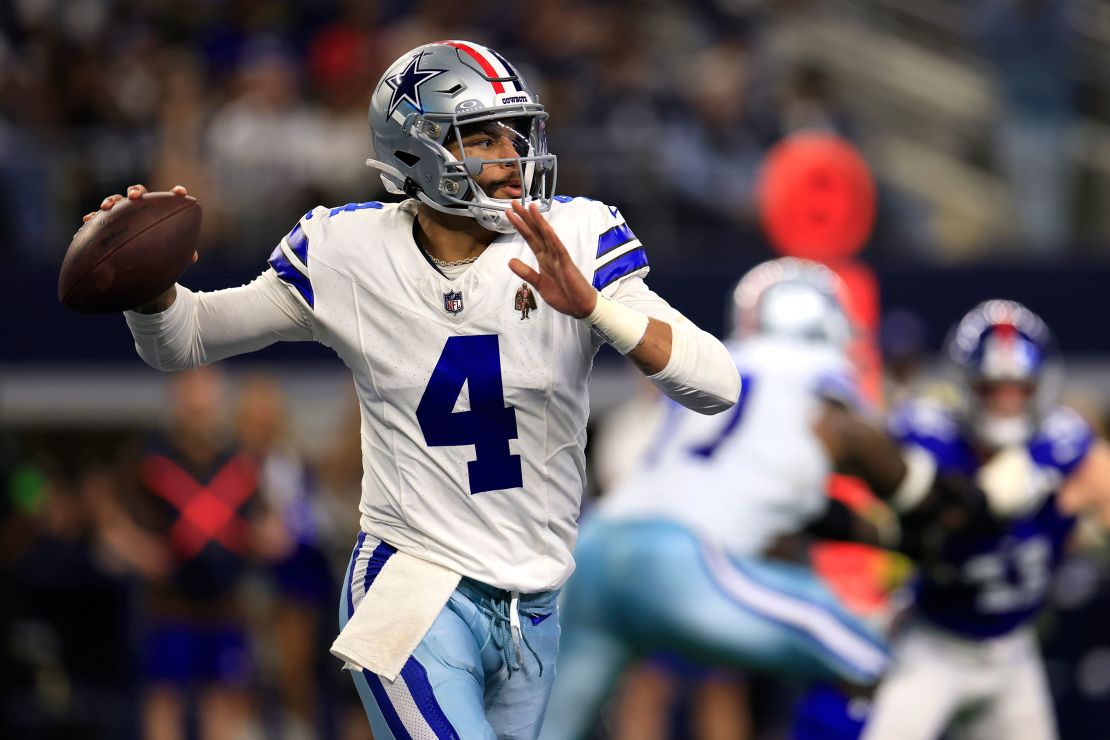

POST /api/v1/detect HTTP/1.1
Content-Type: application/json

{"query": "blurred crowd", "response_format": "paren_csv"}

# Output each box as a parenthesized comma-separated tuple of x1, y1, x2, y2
(1, 368, 370, 739)
(2, 0, 1109, 271)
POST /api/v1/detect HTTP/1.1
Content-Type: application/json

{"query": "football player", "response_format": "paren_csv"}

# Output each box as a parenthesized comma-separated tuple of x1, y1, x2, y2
(85, 41, 740, 739)
(861, 300, 1110, 740)
(539, 258, 984, 740)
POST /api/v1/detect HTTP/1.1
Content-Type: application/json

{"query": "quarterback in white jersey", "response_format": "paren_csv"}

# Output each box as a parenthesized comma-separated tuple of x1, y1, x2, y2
(88, 41, 739, 739)
(541, 259, 987, 740)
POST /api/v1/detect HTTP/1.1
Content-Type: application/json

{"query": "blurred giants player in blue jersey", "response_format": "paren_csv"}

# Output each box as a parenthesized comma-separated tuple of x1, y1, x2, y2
(862, 300, 1110, 740)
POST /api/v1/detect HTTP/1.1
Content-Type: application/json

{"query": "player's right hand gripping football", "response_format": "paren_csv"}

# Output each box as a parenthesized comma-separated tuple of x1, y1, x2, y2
(83, 184, 197, 313)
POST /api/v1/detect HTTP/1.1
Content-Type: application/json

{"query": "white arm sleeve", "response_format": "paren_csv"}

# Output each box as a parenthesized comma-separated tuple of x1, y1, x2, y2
(123, 268, 314, 371)
(606, 277, 740, 414)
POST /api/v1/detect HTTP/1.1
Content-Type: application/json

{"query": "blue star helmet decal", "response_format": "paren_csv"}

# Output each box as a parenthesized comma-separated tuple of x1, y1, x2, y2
(386, 53, 446, 118)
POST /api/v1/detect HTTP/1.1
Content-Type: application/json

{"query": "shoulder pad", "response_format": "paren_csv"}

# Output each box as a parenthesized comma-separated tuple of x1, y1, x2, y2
(1030, 406, 1095, 475)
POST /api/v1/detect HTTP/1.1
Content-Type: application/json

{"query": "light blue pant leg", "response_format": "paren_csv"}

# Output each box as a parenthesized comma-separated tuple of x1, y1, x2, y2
(695, 548, 889, 685)
(544, 519, 889, 740)
(339, 533, 493, 739)
(339, 533, 561, 740)
(615, 520, 888, 685)
(539, 518, 638, 740)
(538, 621, 633, 740)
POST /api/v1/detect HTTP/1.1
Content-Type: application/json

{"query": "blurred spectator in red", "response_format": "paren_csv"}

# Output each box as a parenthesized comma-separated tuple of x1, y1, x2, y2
(131, 366, 261, 740)
(302, 4, 386, 206)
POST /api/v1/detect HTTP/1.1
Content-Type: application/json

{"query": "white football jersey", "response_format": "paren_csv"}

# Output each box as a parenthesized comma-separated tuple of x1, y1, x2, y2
(599, 336, 854, 556)
(267, 196, 658, 592)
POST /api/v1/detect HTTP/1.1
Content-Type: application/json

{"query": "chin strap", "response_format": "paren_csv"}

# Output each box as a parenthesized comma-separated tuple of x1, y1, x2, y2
(366, 156, 539, 234)
(470, 202, 518, 234)
(365, 158, 407, 195)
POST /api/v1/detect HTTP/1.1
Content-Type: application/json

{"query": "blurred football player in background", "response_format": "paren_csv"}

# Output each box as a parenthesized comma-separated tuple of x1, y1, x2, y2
(85, 40, 740, 738)
(540, 258, 985, 740)
(862, 300, 1110, 740)
(588, 373, 756, 740)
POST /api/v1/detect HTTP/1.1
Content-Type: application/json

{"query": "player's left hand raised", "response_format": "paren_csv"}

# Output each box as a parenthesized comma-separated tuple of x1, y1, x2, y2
(507, 201, 598, 319)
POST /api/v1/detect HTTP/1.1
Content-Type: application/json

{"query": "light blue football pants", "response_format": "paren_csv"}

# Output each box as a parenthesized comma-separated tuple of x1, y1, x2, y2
(539, 519, 890, 740)
(339, 531, 561, 740)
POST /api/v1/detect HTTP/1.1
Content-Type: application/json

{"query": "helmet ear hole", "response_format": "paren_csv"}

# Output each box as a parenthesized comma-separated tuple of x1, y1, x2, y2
(395, 151, 420, 167)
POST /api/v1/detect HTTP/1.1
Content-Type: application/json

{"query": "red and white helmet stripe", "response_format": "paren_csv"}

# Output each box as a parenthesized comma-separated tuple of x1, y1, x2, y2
(440, 40, 523, 94)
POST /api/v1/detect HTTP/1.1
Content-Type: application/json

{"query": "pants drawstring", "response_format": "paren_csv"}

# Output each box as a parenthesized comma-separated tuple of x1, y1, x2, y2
(487, 590, 543, 679)
(509, 592, 523, 665)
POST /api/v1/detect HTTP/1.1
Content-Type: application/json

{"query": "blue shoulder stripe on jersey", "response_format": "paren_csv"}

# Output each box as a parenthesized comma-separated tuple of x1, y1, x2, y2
(592, 247, 649, 290)
(552, 195, 594, 203)
(268, 245, 315, 308)
(596, 223, 637, 259)
(287, 223, 309, 264)
(329, 201, 383, 217)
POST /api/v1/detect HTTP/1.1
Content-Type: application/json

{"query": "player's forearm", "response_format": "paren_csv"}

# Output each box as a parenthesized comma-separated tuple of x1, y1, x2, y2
(590, 279, 739, 414)
(125, 284, 204, 369)
(591, 306, 739, 413)
(643, 317, 740, 414)
(626, 317, 671, 375)
(124, 270, 312, 370)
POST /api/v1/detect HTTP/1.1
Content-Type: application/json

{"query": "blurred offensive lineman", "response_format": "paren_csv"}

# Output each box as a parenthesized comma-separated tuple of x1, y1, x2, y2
(861, 301, 1110, 740)
(84, 41, 739, 739)
(539, 259, 985, 740)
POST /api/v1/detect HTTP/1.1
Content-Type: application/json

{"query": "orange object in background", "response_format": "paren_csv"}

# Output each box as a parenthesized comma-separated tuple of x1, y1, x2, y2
(757, 132, 876, 262)
(757, 133, 901, 617)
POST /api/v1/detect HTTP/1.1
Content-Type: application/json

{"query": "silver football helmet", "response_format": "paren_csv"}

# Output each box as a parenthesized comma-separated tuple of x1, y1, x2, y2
(366, 40, 557, 234)
(729, 257, 852, 348)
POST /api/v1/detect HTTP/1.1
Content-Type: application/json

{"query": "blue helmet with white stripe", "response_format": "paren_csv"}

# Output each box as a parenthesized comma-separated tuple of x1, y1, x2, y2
(946, 300, 1060, 448)
(366, 41, 557, 234)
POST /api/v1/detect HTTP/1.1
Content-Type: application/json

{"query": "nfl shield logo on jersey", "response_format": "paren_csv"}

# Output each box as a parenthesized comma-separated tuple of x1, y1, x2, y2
(443, 291, 464, 315)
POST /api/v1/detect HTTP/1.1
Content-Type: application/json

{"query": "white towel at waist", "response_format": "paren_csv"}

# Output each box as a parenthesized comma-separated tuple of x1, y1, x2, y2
(330, 548, 461, 681)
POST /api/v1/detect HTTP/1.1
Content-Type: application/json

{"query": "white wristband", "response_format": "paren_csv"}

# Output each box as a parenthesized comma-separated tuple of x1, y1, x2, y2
(587, 293, 650, 355)
(890, 445, 937, 514)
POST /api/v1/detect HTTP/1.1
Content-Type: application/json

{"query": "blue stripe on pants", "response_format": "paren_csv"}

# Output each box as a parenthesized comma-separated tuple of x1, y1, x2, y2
(340, 533, 460, 739)
(699, 543, 889, 681)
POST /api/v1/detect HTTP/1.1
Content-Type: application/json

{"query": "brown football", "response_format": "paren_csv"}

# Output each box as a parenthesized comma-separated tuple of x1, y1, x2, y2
(59, 192, 201, 313)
